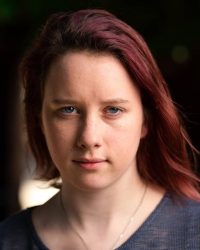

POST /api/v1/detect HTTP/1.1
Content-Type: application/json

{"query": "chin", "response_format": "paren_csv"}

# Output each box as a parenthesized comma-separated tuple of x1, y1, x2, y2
(72, 177, 113, 192)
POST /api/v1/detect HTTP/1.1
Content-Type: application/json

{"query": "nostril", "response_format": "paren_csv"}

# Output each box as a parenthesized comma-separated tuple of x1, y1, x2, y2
(77, 142, 87, 149)
(76, 119, 101, 149)
(77, 141, 101, 149)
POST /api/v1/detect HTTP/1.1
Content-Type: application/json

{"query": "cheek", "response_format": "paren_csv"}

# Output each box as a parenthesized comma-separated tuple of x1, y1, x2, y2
(113, 116, 144, 141)
(109, 118, 144, 155)
(42, 118, 76, 159)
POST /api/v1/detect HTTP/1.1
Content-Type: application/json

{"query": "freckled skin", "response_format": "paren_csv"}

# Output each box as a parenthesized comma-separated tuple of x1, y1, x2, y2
(41, 51, 147, 192)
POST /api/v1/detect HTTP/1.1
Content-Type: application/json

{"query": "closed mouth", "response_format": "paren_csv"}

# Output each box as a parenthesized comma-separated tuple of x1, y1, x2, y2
(72, 158, 107, 170)
(72, 159, 106, 163)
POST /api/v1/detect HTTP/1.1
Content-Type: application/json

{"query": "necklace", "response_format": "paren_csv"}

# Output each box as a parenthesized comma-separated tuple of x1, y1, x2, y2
(59, 183, 147, 250)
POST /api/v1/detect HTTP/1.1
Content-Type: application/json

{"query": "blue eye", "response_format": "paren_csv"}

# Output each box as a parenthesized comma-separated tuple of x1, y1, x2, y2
(60, 106, 78, 114)
(106, 107, 122, 115)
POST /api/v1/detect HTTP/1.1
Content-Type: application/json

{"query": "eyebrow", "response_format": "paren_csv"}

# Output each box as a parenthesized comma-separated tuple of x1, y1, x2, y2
(51, 98, 130, 105)
(51, 99, 81, 105)
(101, 99, 130, 105)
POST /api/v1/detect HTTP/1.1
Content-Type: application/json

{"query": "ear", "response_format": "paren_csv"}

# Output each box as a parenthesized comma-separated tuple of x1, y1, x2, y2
(141, 122, 148, 139)
(39, 112, 44, 134)
(140, 110, 148, 139)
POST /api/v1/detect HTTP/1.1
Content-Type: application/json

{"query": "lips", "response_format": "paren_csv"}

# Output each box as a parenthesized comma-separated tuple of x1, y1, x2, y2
(72, 158, 107, 170)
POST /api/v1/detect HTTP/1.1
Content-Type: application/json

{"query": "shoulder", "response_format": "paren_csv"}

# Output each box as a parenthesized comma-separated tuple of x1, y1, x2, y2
(163, 194, 200, 221)
(0, 208, 30, 231)
(179, 197, 200, 248)
(175, 196, 200, 217)
(163, 194, 200, 247)
(179, 197, 200, 224)
(0, 208, 37, 249)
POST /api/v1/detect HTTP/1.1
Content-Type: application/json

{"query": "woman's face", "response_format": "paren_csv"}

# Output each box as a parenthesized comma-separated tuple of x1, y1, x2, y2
(41, 51, 147, 191)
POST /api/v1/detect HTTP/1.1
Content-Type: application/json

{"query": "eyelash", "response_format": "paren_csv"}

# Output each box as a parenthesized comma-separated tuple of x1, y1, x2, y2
(59, 106, 79, 114)
(58, 106, 124, 117)
(104, 106, 124, 115)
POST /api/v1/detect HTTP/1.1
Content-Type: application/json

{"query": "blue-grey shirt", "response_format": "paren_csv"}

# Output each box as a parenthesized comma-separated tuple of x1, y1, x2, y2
(0, 193, 200, 249)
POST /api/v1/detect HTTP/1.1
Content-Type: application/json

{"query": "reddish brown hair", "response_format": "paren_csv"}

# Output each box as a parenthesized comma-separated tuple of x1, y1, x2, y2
(20, 9, 200, 199)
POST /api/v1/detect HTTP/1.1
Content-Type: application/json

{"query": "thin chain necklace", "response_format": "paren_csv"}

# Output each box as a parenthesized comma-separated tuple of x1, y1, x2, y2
(59, 183, 147, 250)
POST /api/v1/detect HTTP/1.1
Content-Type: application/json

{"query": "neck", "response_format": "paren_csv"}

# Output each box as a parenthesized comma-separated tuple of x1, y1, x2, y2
(60, 172, 146, 226)
(58, 175, 148, 250)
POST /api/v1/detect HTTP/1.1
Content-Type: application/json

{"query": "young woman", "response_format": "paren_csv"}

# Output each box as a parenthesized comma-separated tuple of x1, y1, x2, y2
(0, 9, 200, 250)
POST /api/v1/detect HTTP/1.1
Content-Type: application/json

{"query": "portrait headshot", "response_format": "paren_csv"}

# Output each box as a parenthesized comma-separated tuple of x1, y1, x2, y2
(0, 5, 200, 250)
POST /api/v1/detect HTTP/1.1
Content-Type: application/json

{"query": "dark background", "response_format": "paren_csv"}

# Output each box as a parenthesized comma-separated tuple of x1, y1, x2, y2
(1, 0, 200, 220)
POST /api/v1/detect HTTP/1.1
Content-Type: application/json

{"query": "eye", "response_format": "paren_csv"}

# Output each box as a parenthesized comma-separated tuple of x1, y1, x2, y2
(60, 106, 79, 114)
(105, 106, 123, 115)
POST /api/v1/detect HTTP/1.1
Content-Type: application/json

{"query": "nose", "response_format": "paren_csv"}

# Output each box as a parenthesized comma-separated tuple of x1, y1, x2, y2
(76, 115, 102, 150)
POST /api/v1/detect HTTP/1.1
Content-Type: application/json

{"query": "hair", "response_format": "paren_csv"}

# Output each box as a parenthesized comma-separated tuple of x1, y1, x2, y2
(20, 9, 200, 199)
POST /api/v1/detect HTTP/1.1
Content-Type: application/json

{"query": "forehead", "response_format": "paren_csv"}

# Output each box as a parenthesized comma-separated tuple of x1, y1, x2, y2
(44, 50, 141, 102)
(47, 50, 124, 77)
(46, 50, 129, 81)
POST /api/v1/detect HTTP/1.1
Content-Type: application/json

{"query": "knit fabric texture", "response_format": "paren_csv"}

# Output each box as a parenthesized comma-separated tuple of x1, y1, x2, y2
(0, 193, 200, 250)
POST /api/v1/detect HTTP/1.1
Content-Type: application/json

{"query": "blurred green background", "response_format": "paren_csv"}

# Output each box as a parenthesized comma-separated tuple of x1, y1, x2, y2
(1, 0, 200, 220)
